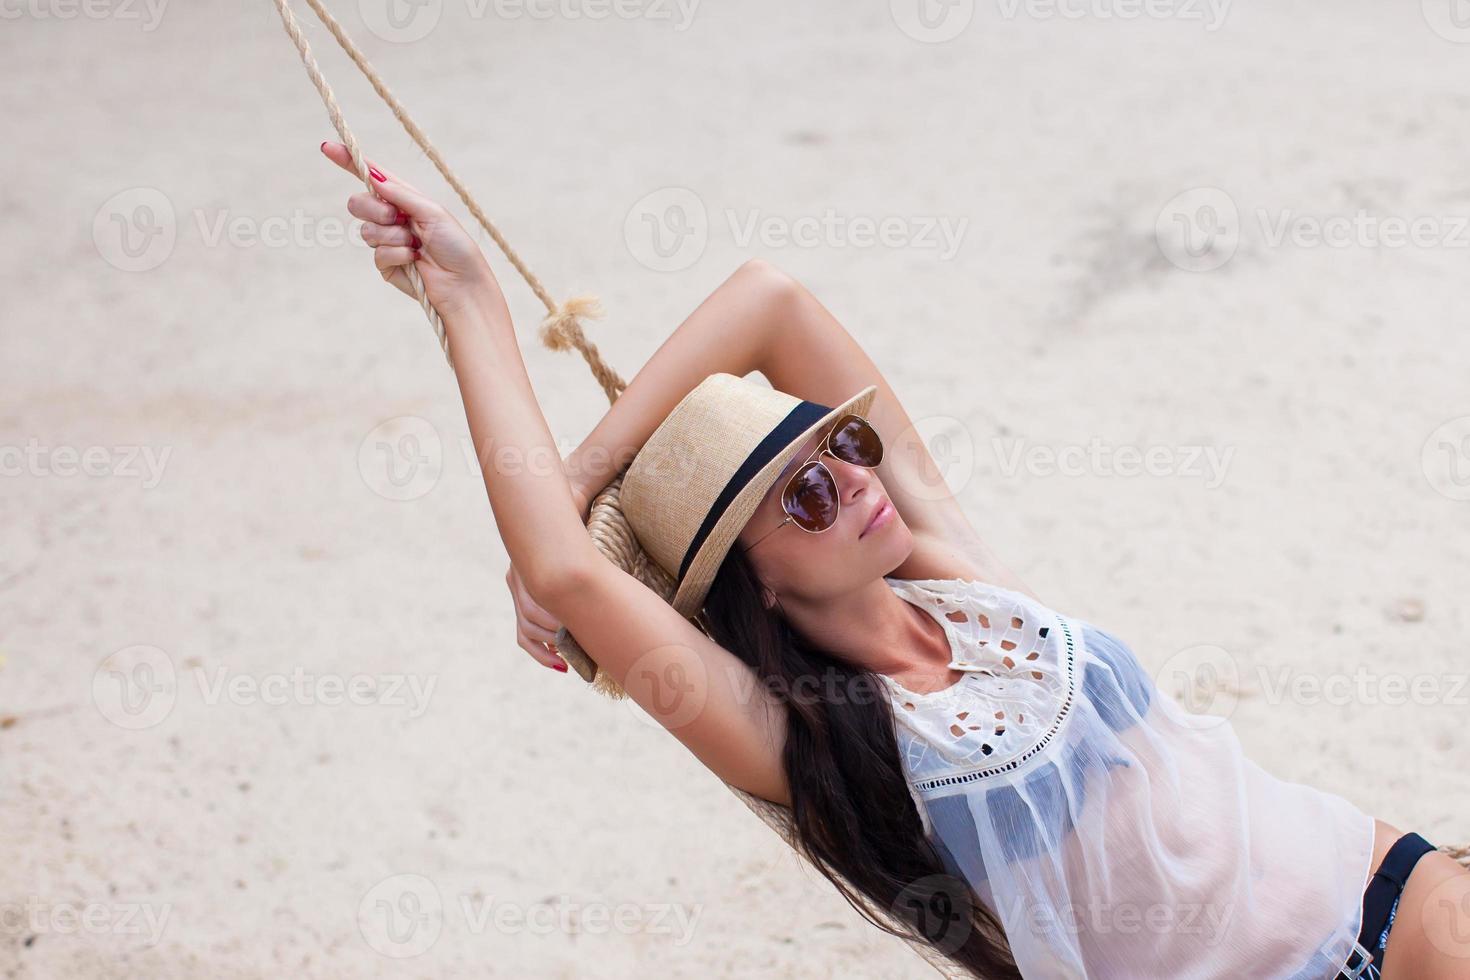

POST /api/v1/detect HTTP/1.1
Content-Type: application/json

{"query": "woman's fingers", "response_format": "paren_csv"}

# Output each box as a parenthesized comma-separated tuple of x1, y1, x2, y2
(322, 140, 442, 222)
(320, 140, 418, 191)
(360, 221, 417, 249)
(517, 625, 567, 670)
(373, 244, 418, 276)
(347, 191, 399, 226)
(507, 567, 568, 671)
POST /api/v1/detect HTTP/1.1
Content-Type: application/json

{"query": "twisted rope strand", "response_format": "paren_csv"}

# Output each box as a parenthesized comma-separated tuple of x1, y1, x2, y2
(296, 0, 627, 402)
(269, 0, 451, 366)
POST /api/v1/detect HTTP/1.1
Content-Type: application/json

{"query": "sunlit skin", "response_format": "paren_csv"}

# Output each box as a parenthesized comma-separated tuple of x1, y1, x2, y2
(734, 419, 964, 693)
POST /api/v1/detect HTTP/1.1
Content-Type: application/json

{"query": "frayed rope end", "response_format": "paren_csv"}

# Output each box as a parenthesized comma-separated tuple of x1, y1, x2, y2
(538, 294, 606, 352)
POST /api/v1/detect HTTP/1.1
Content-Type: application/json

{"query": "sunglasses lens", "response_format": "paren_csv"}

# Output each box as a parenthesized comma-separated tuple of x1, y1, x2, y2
(829, 415, 883, 467)
(782, 461, 839, 532)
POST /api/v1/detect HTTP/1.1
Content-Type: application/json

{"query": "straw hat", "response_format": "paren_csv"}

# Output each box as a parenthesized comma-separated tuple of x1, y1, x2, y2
(621, 372, 878, 623)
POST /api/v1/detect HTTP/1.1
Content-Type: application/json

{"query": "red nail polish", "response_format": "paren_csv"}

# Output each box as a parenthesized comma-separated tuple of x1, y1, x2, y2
(395, 211, 409, 226)
(410, 234, 422, 250)
(552, 662, 568, 672)
(369, 166, 387, 182)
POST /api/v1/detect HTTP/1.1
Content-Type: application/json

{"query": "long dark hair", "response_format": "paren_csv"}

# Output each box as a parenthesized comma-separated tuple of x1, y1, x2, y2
(702, 545, 1020, 979)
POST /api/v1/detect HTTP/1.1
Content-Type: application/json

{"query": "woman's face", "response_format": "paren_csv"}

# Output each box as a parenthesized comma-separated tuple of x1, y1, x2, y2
(736, 418, 913, 606)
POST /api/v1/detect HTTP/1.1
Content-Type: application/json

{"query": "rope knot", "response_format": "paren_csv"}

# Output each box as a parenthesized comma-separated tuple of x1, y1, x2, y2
(537, 294, 605, 352)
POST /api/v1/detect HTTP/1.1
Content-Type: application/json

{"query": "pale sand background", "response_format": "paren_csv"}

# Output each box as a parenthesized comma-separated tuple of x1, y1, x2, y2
(5, 0, 1470, 976)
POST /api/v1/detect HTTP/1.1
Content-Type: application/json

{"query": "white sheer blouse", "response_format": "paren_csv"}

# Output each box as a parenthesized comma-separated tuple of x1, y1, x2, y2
(878, 576, 1375, 979)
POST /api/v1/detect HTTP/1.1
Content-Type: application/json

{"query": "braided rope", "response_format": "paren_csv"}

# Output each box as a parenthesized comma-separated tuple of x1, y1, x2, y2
(269, 0, 640, 692)
(269, 0, 449, 364)
(295, 0, 628, 404)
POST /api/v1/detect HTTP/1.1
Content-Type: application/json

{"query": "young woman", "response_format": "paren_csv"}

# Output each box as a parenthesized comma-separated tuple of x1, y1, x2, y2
(319, 141, 1470, 978)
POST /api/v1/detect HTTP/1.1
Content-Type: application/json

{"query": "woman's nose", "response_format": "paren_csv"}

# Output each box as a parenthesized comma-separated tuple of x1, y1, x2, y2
(831, 457, 873, 502)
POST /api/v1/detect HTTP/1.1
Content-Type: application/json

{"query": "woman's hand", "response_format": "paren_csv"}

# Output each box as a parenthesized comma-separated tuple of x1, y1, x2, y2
(507, 562, 569, 672)
(320, 140, 497, 317)
(506, 482, 594, 673)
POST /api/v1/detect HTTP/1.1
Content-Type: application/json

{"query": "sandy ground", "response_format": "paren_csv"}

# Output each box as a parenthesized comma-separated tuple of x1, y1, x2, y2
(4, 0, 1470, 976)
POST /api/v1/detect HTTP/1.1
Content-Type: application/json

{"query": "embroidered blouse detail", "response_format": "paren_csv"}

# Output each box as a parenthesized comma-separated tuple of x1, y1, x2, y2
(877, 576, 1377, 980)
(879, 577, 1079, 791)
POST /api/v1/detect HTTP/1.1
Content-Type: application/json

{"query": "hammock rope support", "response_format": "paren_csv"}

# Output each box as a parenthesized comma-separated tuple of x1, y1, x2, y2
(267, 1, 1470, 925)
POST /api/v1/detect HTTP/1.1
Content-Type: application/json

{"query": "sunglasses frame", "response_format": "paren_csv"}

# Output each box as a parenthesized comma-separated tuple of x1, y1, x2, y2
(740, 412, 883, 553)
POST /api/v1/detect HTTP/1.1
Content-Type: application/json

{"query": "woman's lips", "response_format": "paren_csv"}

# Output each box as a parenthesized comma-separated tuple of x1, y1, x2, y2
(861, 498, 893, 538)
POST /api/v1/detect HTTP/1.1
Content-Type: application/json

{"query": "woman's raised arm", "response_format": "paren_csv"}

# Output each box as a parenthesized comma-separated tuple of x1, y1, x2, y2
(559, 258, 806, 508)
(322, 144, 791, 806)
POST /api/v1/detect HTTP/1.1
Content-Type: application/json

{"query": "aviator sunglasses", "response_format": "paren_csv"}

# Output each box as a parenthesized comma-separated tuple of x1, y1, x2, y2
(741, 413, 884, 552)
